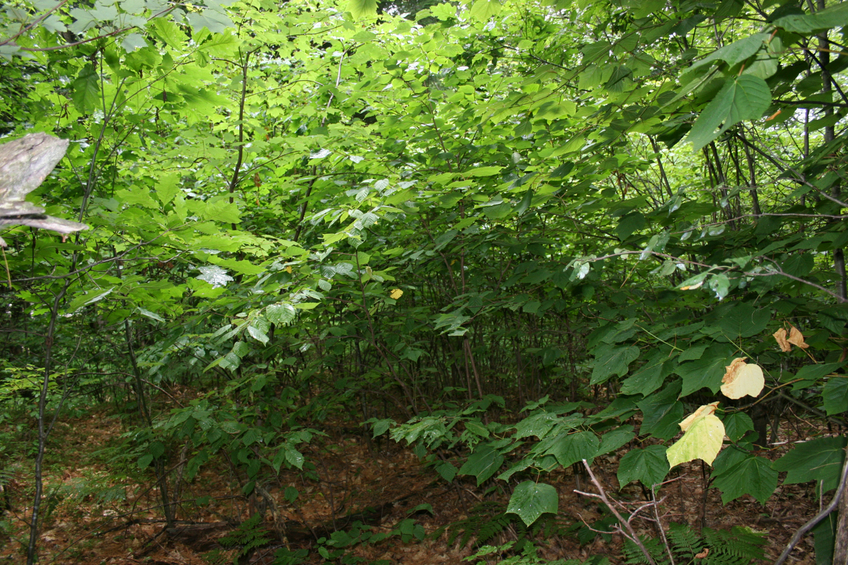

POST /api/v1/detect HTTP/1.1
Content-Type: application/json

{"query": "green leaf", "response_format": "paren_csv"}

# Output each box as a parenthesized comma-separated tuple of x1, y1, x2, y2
(515, 189, 533, 215)
(774, 2, 848, 33)
(66, 287, 114, 314)
(271, 450, 285, 474)
(149, 18, 187, 49)
(466, 166, 502, 177)
(121, 33, 147, 52)
(686, 34, 770, 75)
(286, 447, 305, 470)
(186, 7, 234, 33)
(637, 381, 684, 440)
(597, 426, 634, 455)
(793, 362, 845, 384)
(712, 455, 777, 504)
(370, 418, 394, 438)
(459, 444, 504, 486)
(470, 0, 502, 20)
(617, 445, 669, 489)
(685, 75, 771, 152)
(813, 515, 837, 565)
(465, 419, 490, 438)
(620, 353, 668, 396)
(265, 303, 297, 325)
(823, 377, 848, 415)
(137, 307, 165, 322)
(72, 64, 100, 113)
(247, 324, 269, 345)
(678, 345, 708, 362)
(715, 302, 771, 338)
(506, 481, 558, 527)
(545, 431, 599, 468)
(434, 230, 457, 251)
(675, 345, 733, 396)
(590, 345, 640, 385)
(348, 0, 378, 19)
(615, 212, 646, 240)
(435, 461, 457, 482)
(723, 412, 754, 442)
(774, 436, 847, 492)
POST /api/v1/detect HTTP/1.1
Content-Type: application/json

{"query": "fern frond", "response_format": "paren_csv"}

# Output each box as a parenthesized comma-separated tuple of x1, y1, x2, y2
(622, 535, 666, 565)
(702, 526, 766, 564)
(668, 521, 703, 560)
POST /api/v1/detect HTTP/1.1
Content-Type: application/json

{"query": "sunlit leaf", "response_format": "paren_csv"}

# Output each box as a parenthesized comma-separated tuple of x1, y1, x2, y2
(470, 0, 503, 21)
(667, 410, 725, 467)
(348, 0, 377, 19)
(685, 75, 771, 152)
(197, 265, 233, 288)
(720, 358, 764, 399)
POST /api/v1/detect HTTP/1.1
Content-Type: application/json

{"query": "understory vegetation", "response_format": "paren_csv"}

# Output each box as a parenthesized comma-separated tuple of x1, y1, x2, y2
(1, 0, 848, 562)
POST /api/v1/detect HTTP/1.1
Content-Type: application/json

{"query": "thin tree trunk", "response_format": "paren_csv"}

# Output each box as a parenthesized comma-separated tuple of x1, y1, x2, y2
(125, 319, 174, 527)
(27, 278, 71, 565)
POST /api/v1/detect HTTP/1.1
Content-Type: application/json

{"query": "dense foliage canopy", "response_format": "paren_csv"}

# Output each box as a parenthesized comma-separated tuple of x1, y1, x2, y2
(2, 0, 848, 562)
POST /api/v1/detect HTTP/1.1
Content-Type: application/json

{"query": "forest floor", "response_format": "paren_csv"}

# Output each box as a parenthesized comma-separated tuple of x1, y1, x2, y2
(0, 394, 824, 565)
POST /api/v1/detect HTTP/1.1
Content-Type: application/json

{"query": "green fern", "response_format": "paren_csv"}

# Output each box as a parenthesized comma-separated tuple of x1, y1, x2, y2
(667, 521, 704, 560)
(433, 500, 521, 547)
(622, 523, 766, 565)
(622, 534, 667, 564)
(467, 542, 611, 565)
(702, 526, 767, 565)
(0, 465, 13, 509)
(218, 514, 270, 564)
(433, 499, 564, 551)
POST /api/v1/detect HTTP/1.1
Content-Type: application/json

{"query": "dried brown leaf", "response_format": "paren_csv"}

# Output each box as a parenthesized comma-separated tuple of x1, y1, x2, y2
(773, 328, 791, 352)
(788, 326, 809, 349)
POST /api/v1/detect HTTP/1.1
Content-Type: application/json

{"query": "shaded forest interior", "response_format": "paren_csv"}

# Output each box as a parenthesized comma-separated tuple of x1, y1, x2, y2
(1, 0, 848, 563)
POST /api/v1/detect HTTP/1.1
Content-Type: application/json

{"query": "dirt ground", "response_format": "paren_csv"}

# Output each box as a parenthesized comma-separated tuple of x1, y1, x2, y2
(0, 402, 826, 565)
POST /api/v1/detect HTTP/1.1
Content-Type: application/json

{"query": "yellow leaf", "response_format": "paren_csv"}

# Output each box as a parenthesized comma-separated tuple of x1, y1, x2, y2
(720, 358, 764, 399)
(285, 266, 292, 274)
(679, 402, 719, 432)
(788, 326, 809, 349)
(390, 288, 403, 300)
(773, 328, 790, 352)
(667, 413, 725, 468)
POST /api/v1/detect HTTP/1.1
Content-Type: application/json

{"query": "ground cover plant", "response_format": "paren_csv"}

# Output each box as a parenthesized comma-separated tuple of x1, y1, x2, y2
(1, 0, 847, 562)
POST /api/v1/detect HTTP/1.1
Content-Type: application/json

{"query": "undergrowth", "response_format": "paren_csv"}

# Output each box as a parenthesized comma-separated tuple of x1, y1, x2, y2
(433, 499, 566, 551)
(622, 523, 767, 565)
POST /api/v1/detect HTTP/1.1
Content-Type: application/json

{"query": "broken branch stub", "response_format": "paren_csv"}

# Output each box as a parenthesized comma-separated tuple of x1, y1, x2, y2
(0, 133, 88, 246)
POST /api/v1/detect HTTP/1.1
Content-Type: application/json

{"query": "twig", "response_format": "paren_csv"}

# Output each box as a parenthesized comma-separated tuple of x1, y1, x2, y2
(652, 483, 675, 565)
(575, 460, 658, 565)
